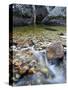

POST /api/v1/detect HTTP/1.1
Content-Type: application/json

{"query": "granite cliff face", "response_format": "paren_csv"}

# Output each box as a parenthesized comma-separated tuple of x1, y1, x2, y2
(12, 4, 66, 26)
(13, 4, 33, 26)
(42, 7, 66, 25)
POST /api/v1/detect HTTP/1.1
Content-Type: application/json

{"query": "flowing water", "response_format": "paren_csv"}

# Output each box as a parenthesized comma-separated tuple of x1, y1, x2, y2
(15, 46, 66, 86)
(28, 46, 66, 83)
(12, 25, 66, 85)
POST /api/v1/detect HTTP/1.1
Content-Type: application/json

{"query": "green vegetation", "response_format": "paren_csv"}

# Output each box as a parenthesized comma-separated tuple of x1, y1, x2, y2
(48, 16, 66, 20)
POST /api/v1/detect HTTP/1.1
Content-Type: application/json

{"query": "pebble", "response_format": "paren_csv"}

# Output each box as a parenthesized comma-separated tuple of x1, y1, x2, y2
(16, 73, 20, 79)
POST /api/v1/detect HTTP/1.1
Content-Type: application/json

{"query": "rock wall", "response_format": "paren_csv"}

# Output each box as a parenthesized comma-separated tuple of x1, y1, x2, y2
(11, 4, 66, 26)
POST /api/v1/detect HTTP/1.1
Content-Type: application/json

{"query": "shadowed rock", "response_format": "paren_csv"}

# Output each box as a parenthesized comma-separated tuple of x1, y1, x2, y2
(46, 42, 64, 65)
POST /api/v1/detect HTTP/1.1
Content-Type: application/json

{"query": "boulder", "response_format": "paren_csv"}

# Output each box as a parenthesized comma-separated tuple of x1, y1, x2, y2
(46, 42, 64, 59)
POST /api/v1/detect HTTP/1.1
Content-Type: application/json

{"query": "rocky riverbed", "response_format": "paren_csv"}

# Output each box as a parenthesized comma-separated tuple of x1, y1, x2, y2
(9, 25, 66, 86)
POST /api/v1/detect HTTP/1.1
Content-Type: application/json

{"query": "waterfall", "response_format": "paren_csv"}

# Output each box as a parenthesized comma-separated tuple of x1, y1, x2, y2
(28, 46, 55, 77)
(44, 50, 65, 83)
(44, 50, 56, 76)
(28, 46, 46, 68)
(28, 46, 65, 83)
(15, 45, 65, 85)
(32, 5, 36, 25)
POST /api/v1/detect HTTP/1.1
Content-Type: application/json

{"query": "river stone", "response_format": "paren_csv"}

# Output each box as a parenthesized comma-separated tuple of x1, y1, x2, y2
(46, 42, 64, 59)
(16, 39, 28, 47)
(28, 67, 36, 74)
(19, 65, 29, 75)
(29, 60, 37, 68)
(28, 39, 35, 46)
(16, 73, 20, 79)
(40, 68, 48, 74)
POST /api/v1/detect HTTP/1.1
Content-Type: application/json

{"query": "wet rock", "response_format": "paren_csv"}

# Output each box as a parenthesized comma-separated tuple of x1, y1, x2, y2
(19, 65, 29, 75)
(29, 60, 37, 67)
(60, 35, 66, 47)
(41, 45, 46, 49)
(13, 59, 19, 65)
(59, 32, 64, 36)
(40, 68, 48, 74)
(16, 39, 28, 47)
(28, 67, 36, 74)
(26, 50, 33, 56)
(39, 67, 50, 78)
(12, 72, 21, 82)
(17, 39, 35, 47)
(9, 39, 18, 48)
(15, 53, 22, 58)
(16, 73, 21, 79)
(40, 42, 51, 49)
(27, 39, 35, 46)
(46, 42, 64, 59)
(13, 60, 22, 66)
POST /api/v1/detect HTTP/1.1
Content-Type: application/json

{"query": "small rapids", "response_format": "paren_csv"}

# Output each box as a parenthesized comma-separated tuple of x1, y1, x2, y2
(28, 46, 66, 83)
(14, 45, 66, 85)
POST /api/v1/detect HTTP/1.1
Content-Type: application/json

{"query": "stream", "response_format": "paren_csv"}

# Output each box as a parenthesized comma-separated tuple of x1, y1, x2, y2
(14, 45, 66, 86)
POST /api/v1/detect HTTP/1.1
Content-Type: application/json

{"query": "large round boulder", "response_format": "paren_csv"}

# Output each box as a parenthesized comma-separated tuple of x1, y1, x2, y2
(46, 42, 64, 59)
